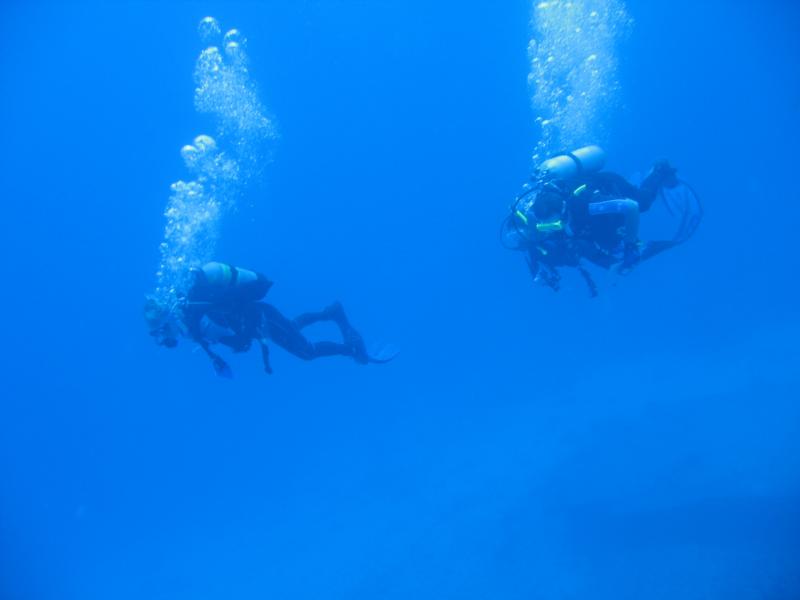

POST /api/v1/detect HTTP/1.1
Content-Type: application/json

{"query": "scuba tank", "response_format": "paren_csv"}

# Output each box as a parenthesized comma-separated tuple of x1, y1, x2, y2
(191, 262, 273, 303)
(538, 145, 606, 181)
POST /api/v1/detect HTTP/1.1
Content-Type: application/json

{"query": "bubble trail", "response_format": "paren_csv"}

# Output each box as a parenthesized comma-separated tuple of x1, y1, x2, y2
(153, 17, 276, 304)
(528, 0, 632, 165)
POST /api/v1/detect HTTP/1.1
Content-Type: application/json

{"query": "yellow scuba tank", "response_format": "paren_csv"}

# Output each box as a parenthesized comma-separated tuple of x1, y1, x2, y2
(538, 145, 606, 180)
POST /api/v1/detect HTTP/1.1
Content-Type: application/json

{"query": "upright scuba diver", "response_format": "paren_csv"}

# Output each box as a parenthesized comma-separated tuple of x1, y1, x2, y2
(502, 145, 703, 296)
(145, 262, 397, 377)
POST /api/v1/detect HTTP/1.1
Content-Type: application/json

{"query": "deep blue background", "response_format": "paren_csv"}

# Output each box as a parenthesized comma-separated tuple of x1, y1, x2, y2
(1, 1, 799, 598)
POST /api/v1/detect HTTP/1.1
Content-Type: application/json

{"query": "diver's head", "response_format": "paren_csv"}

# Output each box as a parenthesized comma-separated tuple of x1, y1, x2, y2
(533, 182, 567, 222)
(144, 296, 180, 348)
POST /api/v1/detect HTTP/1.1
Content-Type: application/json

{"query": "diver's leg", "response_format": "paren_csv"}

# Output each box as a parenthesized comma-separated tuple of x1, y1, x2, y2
(309, 341, 357, 359)
(291, 302, 369, 363)
(588, 198, 640, 243)
(258, 339, 273, 374)
(577, 266, 599, 298)
(261, 304, 356, 361)
(292, 302, 344, 330)
(321, 303, 369, 364)
(588, 198, 642, 270)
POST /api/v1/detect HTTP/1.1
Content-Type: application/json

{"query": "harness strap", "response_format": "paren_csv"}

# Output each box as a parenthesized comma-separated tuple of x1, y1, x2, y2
(565, 151, 584, 174)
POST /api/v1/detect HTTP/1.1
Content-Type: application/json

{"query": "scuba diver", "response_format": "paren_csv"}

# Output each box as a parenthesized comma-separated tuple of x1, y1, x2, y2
(502, 145, 702, 296)
(145, 262, 397, 378)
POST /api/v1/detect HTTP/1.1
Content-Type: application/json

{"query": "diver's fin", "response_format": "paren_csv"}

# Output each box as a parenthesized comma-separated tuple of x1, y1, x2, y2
(342, 327, 369, 365)
(367, 343, 400, 364)
(657, 178, 704, 244)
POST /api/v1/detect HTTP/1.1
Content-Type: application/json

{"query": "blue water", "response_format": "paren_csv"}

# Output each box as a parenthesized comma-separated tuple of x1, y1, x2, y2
(1, 1, 799, 598)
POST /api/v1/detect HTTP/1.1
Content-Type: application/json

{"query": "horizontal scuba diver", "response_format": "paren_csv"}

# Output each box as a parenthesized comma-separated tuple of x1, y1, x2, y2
(502, 145, 702, 296)
(145, 262, 397, 377)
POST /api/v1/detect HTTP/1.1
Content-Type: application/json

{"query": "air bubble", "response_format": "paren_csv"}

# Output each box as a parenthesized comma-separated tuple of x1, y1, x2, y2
(196, 47, 223, 77)
(193, 135, 217, 154)
(198, 17, 221, 44)
(223, 29, 246, 47)
(224, 41, 246, 65)
(224, 40, 240, 55)
(180, 144, 199, 168)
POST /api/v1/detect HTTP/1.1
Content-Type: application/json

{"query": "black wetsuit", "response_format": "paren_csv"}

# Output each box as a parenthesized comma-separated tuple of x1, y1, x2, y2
(181, 267, 366, 375)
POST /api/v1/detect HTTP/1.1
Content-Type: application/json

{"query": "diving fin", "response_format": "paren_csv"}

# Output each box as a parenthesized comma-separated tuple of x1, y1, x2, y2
(367, 343, 400, 364)
(657, 179, 704, 244)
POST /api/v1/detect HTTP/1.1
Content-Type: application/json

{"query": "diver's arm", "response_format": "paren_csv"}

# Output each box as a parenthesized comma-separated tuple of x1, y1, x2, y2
(258, 339, 273, 374)
(251, 304, 274, 374)
(593, 172, 649, 204)
(181, 302, 208, 341)
(636, 161, 679, 211)
(183, 305, 233, 377)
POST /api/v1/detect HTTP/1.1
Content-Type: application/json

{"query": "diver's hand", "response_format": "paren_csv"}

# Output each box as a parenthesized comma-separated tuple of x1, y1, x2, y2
(212, 356, 234, 379)
(650, 159, 679, 188)
(533, 265, 560, 292)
